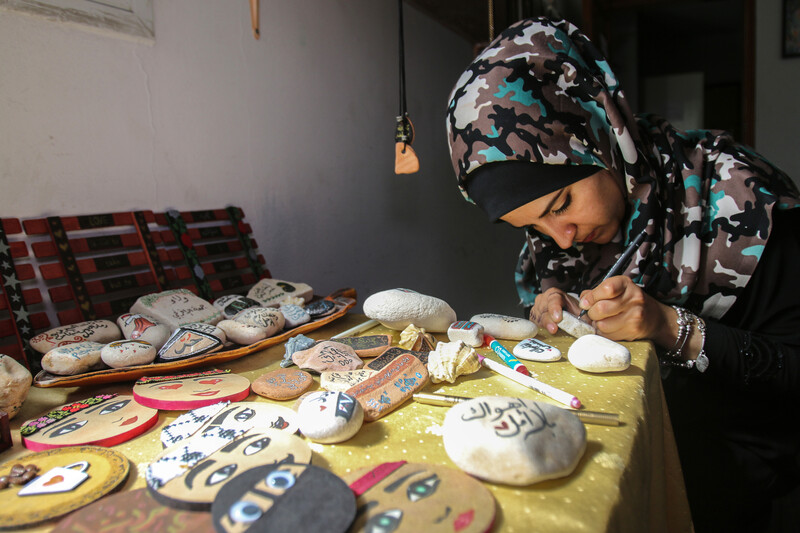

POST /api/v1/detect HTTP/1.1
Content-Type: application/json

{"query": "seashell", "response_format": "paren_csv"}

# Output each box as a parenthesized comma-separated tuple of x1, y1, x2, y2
(426, 341, 481, 383)
(398, 324, 436, 352)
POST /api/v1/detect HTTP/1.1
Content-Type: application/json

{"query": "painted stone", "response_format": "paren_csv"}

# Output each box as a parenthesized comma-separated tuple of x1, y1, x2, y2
(296, 391, 363, 443)
(442, 396, 586, 486)
(182, 322, 227, 343)
(469, 313, 538, 341)
(213, 294, 262, 319)
(365, 347, 428, 371)
(363, 288, 457, 332)
(232, 307, 285, 334)
(211, 463, 356, 533)
(292, 341, 363, 373)
(217, 320, 269, 345)
(100, 340, 157, 368)
(330, 335, 392, 358)
(304, 299, 336, 318)
(130, 289, 222, 331)
(133, 370, 251, 410)
(157, 327, 224, 363)
(29, 320, 121, 354)
(447, 320, 485, 347)
(246, 278, 314, 307)
(41, 341, 105, 376)
(280, 334, 316, 368)
(558, 311, 597, 338)
(0, 354, 32, 420)
(346, 461, 496, 533)
(251, 368, 314, 400)
(513, 338, 562, 362)
(567, 334, 631, 373)
(427, 341, 481, 384)
(346, 353, 429, 422)
(20, 394, 158, 451)
(151, 430, 312, 511)
(279, 303, 311, 328)
(116, 313, 171, 351)
(398, 324, 436, 352)
(319, 369, 377, 393)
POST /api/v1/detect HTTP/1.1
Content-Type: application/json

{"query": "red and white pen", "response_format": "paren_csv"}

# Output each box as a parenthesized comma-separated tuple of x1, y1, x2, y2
(484, 334, 530, 376)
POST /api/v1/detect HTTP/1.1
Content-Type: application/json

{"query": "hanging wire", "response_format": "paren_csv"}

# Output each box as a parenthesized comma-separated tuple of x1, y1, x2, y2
(398, 0, 407, 118)
(488, 0, 495, 41)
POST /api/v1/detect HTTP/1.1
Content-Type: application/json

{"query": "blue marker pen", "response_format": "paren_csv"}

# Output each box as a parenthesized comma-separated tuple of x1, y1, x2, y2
(484, 334, 530, 376)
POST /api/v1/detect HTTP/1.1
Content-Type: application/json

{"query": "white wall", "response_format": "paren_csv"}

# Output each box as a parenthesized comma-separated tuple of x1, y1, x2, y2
(756, 0, 800, 185)
(0, 0, 525, 319)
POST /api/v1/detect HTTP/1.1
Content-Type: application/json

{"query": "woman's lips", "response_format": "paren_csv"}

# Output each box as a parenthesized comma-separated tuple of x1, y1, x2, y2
(582, 229, 597, 243)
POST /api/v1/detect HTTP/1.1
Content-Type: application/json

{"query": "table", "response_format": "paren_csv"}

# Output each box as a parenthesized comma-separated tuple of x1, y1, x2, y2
(2, 314, 692, 532)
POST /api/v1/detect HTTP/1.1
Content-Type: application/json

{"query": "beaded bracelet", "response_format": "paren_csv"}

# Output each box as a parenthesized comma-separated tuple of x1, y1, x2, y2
(659, 307, 709, 373)
(664, 306, 692, 360)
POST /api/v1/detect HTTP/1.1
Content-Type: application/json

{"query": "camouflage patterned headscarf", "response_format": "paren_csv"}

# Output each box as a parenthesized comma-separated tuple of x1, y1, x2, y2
(446, 17, 799, 319)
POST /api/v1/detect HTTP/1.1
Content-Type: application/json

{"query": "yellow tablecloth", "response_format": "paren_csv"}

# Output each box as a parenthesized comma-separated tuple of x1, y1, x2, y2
(3, 314, 692, 532)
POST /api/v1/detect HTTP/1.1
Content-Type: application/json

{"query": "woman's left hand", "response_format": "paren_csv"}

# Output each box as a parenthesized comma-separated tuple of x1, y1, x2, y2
(578, 275, 673, 344)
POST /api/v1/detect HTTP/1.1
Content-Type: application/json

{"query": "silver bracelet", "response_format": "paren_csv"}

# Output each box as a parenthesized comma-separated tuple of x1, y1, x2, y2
(684, 316, 709, 373)
(665, 306, 692, 359)
(660, 310, 710, 373)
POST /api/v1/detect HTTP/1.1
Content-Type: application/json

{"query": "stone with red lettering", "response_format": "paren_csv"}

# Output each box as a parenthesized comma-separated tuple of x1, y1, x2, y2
(29, 320, 121, 354)
(156, 328, 223, 363)
(116, 313, 171, 351)
(101, 340, 157, 369)
(130, 289, 222, 331)
(251, 368, 314, 400)
(346, 353, 429, 422)
(292, 341, 363, 373)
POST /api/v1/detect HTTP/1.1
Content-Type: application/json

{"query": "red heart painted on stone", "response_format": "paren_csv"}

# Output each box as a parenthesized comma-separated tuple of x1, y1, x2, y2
(494, 421, 509, 431)
(44, 475, 64, 486)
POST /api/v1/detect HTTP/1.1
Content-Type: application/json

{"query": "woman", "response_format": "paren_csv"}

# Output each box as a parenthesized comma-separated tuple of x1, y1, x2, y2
(446, 17, 800, 532)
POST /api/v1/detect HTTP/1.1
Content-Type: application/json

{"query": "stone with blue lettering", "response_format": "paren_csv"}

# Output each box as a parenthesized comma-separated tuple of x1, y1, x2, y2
(41, 341, 106, 376)
(279, 303, 311, 329)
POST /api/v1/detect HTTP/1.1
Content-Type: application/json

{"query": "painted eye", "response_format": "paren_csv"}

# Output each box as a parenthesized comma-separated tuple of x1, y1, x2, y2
(207, 464, 237, 486)
(99, 399, 130, 415)
(265, 469, 295, 490)
(364, 509, 402, 533)
(51, 420, 88, 438)
(244, 436, 271, 455)
(228, 500, 262, 523)
(234, 408, 256, 422)
(407, 474, 440, 502)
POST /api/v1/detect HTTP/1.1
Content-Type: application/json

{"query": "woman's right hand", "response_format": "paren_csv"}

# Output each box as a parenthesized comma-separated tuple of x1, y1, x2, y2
(530, 288, 583, 334)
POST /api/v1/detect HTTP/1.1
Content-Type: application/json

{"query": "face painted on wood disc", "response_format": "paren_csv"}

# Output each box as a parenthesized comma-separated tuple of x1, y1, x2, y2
(21, 395, 158, 451)
(211, 462, 356, 533)
(133, 373, 252, 410)
(153, 430, 312, 510)
(346, 462, 496, 533)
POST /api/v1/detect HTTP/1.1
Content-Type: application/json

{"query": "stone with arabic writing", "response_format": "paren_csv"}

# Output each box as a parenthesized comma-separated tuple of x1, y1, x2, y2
(567, 334, 631, 373)
(130, 289, 222, 331)
(297, 391, 363, 443)
(217, 320, 269, 345)
(247, 278, 314, 307)
(363, 289, 456, 332)
(319, 368, 377, 393)
(469, 313, 537, 341)
(279, 303, 311, 329)
(346, 353, 429, 422)
(232, 307, 285, 334)
(101, 340, 157, 369)
(156, 327, 223, 363)
(29, 320, 121, 354)
(331, 335, 392, 358)
(442, 396, 586, 485)
(182, 322, 227, 343)
(304, 299, 336, 318)
(0, 354, 32, 420)
(41, 341, 105, 376)
(447, 321, 485, 347)
(213, 294, 262, 319)
(365, 347, 428, 371)
(292, 341, 363, 373)
(251, 368, 314, 400)
(513, 338, 562, 362)
(116, 313, 171, 351)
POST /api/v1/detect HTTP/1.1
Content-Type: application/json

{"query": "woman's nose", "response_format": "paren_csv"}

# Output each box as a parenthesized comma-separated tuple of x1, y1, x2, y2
(552, 223, 576, 249)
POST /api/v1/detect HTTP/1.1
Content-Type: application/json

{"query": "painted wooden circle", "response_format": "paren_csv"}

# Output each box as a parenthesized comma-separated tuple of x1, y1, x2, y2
(133, 373, 252, 410)
(51, 487, 215, 532)
(0, 446, 130, 529)
(211, 462, 356, 533)
(151, 429, 313, 510)
(20, 395, 158, 451)
(345, 461, 496, 533)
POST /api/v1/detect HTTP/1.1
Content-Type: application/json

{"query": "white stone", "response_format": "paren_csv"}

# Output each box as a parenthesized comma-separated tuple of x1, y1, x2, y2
(216, 320, 269, 345)
(363, 288, 457, 332)
(29, 320, 121, 354)
(296, 391, 364, 443)
(231, 307, 285, 336)
(567, 334, 631, 373)
(41, 341, 105, 376)
(558, 311, 597, 338)
(443, 396, 586, 485)
(513, 338, 562, 362)
(101, 340, 157, 368)
(447, 320, 485, 347)
(130, 289, 222, 331)
(280, 303, 311, 328)
(117, 313, 171, 350)
(182, 322, 227, 344)
(0, 354, 32, 419)
(469, 313, 538, 340)
(246, 279, 314, 307)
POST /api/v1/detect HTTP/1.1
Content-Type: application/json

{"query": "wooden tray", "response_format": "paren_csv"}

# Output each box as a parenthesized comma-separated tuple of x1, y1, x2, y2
(32, 288, 356, 388)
